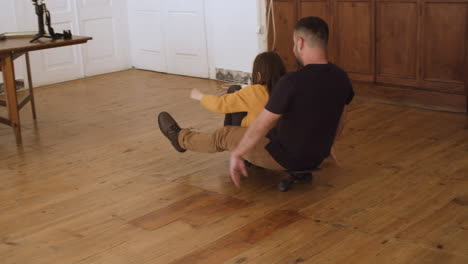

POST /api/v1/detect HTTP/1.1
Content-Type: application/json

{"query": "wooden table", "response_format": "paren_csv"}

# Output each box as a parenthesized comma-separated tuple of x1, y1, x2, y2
(0, 36, 92, 145)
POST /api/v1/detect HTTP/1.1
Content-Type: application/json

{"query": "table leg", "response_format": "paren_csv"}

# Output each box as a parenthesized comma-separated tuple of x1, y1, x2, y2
(25, 53, 37, 119)
(1, 55, 22, 145)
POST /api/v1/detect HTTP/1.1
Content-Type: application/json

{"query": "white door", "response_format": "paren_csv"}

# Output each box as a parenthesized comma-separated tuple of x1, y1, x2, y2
(164, 0, 209, 78)
(14, 0, 84, 86)
(77, 0, 130, 77)
(128, 0, 167, 72)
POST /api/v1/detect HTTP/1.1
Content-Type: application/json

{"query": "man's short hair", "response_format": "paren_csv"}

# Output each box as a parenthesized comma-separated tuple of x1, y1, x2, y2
(294, 17, 329, 48)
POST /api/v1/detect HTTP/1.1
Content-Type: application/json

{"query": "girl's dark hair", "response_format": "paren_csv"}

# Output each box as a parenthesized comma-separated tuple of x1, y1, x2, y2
(251, 51, 286, 94)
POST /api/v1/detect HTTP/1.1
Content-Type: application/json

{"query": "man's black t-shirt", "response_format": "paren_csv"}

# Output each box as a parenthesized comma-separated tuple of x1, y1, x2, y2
(265, 63, 354, 171)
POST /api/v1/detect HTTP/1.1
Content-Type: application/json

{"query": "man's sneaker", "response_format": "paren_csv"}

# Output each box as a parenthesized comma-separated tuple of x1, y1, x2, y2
(157, 112, 186, 153)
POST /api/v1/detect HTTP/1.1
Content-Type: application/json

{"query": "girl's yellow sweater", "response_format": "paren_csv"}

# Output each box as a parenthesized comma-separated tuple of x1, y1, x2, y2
(200, 84, 269, 127)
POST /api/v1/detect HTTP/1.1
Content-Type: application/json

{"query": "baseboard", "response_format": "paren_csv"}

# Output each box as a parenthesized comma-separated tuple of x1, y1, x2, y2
(353, 81, 467, 113)
(215, 68, 251, 84)
(0, 79, 25, 94)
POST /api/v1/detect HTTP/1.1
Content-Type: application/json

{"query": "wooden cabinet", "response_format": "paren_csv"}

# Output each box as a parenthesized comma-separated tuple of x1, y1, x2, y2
(421, 1, 467, 94)
(376, 0, 419, 87)
(268, 0, 297, 71)
(334, 0, 375, 82)
(376, 0, 467, 95)
(268, 0, 468, 112)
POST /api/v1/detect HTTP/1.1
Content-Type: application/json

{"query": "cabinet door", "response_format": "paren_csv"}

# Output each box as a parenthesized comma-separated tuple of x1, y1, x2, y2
(334, 0, 375, 82)
(299, 0, 335, 61)
(376, 0, 419, 87)
(269, 0, 297, 71)
(421, 1, 467, 94)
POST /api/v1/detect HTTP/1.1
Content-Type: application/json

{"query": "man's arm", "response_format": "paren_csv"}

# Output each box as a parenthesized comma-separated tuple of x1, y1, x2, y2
(329, 105, 348, 164)
(335, 105, 348, 140)
(229, 109, 281, 187)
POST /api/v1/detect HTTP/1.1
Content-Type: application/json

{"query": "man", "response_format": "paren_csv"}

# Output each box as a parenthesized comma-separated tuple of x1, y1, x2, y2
(158, 17, 354, 188)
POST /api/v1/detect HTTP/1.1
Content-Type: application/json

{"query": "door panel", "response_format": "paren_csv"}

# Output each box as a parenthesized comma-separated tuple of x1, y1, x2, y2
(164, 0, 209, 78)
(78, 0, 130, 76)
(46, 0, 71, 10)
(82, 19, 116, 61)
(128, 0, 166, 72)
(299, 0, 328, 19)
(14, 0, 84, 86)
(422, 2, 466, 94)
(335, 0, 375, 82)
(43, 23, 78, 70)
(269, 0, 297, 71)
(376, 1, 418, 87)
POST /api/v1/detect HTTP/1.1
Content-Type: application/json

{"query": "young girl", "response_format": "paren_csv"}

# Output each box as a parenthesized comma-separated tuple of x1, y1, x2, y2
(190, 51, 338, 165)
(190, 51, 286, 127)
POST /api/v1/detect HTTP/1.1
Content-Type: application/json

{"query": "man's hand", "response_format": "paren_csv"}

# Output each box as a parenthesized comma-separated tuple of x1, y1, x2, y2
(229, 152, 248, 188)
(329, 147, 339, 165)
(190, 88, 204, 101)
(228, 109, 281, 188)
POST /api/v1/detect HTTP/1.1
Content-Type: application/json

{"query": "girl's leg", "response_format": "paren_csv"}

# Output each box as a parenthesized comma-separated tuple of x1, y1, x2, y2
(178, 126, 285, 171)
(224, 85, 247, 126)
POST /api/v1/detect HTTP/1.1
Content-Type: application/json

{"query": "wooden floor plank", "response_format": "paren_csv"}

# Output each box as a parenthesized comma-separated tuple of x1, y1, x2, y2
(168, 210, 303, 264)
(0, 69, 467, 264)
(130, 191, 250, 230)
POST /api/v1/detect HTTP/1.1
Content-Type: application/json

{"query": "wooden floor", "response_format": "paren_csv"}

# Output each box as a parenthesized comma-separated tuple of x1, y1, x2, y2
(0, 69, 467, 264)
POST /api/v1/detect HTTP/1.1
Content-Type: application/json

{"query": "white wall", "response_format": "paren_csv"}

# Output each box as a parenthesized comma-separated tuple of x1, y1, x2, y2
(0, 0, 131, 87)
(0, 0, 18, 33)
(205, 0, 267, 78)
(2, 0, 267, 86)
(0, 0, 24, 84)
(127, 0, 267, 79)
